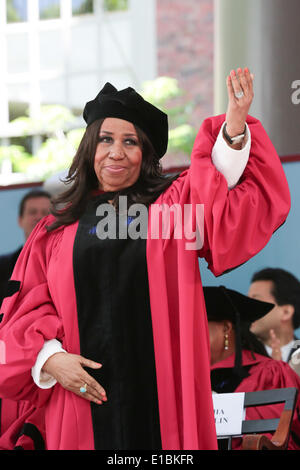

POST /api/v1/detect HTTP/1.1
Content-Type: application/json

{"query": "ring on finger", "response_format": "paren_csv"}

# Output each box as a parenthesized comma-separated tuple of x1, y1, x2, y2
(235, 91, 244, 99)
(80, 383, 88, 394)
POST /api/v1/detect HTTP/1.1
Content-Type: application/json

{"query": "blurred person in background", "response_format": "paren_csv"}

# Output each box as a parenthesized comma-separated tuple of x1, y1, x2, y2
(0, 190, 51, 307)
(248, 268, 300, 363)
(0, 68, 291, 450)
(205, 285, 300, 450)
(0, 189, 50, 450)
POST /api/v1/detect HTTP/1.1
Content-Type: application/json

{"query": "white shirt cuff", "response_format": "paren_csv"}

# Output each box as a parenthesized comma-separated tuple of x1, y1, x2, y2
(212, 122, 251, 189)
(289, 348, 300, 375)
(31, 339, 66, 389)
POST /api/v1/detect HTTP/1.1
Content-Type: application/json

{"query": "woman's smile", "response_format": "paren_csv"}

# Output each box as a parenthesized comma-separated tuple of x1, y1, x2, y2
(104, 165, 128, 173)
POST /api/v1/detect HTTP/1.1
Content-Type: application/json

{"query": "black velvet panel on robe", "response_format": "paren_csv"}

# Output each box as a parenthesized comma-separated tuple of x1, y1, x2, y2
(73, 193, 162, 450)
(211, 366, 251, 394)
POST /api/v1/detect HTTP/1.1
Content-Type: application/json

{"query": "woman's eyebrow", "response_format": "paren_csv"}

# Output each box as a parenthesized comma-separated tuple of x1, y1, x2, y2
(99, 130, 138, 137)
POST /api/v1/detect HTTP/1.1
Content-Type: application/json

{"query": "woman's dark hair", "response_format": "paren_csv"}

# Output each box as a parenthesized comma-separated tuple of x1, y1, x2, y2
(229, 321, 270, 379)
(239, 323, 270, 358)
(47, 118, 179, 231)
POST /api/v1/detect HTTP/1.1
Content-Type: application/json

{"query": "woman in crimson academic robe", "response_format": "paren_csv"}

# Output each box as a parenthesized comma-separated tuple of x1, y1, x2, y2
(0, 69, 291, 450)
(205, 286, 300, 450)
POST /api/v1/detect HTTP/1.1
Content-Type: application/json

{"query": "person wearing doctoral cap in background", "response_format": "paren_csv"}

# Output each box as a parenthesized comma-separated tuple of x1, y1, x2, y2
(204, 286, 300, 450)
(0, 68, 291, 451)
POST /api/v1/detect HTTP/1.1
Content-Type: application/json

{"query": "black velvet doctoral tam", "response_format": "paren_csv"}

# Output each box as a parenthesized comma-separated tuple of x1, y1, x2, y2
(83, 82, 169, 159)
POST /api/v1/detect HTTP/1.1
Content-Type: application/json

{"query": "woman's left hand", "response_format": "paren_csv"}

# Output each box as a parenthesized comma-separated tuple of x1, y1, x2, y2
(225, 67, 254, 137)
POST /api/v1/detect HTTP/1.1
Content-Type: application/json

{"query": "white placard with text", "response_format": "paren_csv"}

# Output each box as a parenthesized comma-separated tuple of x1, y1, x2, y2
(212, 392, 245, 436)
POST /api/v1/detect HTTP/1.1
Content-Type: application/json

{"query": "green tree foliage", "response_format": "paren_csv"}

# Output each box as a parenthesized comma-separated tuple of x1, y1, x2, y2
(0, 145, 31, 173)
(39, 1, 60, 20)
(103, 0, 128, 12)
(72, 0, 93, 16)
(11, 105, 77, 135)
(1, 105, 81, 181)
(6, 0, 23, 22)
(141, 77, 196, 156)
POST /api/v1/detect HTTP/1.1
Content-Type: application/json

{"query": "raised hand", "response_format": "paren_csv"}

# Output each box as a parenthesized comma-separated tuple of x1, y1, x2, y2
(269, 329, 282, 361)
(225, 67, 254, 138)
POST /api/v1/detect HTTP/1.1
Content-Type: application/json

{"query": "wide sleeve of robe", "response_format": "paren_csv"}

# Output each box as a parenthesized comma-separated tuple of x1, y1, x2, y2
(146, 113, 290, 450)
(0, 216, 65, 406)
(158, 113, 290, 274)
(0, 399, 45, 450)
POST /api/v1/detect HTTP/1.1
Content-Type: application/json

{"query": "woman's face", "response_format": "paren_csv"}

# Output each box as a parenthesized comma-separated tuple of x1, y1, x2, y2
(94, 117, 143, 192)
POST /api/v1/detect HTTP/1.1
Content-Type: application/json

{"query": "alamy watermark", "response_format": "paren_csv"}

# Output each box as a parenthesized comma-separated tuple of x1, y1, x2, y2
(95, 196, 204, 251)
(291, 80, 300, 105)
(0, 198, 205, 367)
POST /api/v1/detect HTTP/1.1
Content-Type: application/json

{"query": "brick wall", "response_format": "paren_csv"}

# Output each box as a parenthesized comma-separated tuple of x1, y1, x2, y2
(156, 0, 214, 130)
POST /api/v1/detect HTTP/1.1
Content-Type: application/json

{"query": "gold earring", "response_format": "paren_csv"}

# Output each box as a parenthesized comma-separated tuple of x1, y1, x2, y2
(224, 333, 229, 350)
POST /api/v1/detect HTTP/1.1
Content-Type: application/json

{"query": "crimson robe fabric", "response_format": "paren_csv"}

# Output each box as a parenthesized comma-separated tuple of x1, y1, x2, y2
(0, 399, 45, 450)
(211, 350, 300, 450)
(0, 114, 290, 450)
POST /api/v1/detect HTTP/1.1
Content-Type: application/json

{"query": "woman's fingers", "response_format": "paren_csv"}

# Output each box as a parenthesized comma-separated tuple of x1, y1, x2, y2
(66, 372, 107, 404)
(78, 379, 108, 405)
(229, 68, 254, 101)
(227, 67, 254, 101)
(79, 355, 103, 370)
(230, 69, 244, 99)
(244, 67, 254, 91)
(238, 68, 249, 95)
(78, 355, 107, 401)
(226, 75, 235, 101)
(244, 68, 255, 101)
(43, 352, 107, 404)
(81, 371, 107, 400)
(77, 380, 106, 405)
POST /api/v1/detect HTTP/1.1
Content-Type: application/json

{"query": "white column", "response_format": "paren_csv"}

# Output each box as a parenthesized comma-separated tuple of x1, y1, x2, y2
(214, 0, 300, 156)
(214, 0, 253, 115)
(94, 0, 105, 87)
(61, 0, 72, 108)
(27, 0, 41, 122)
(0, 0, 9, 133)
(258, 0, 300, 156)
(129, 0, 157, 87)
